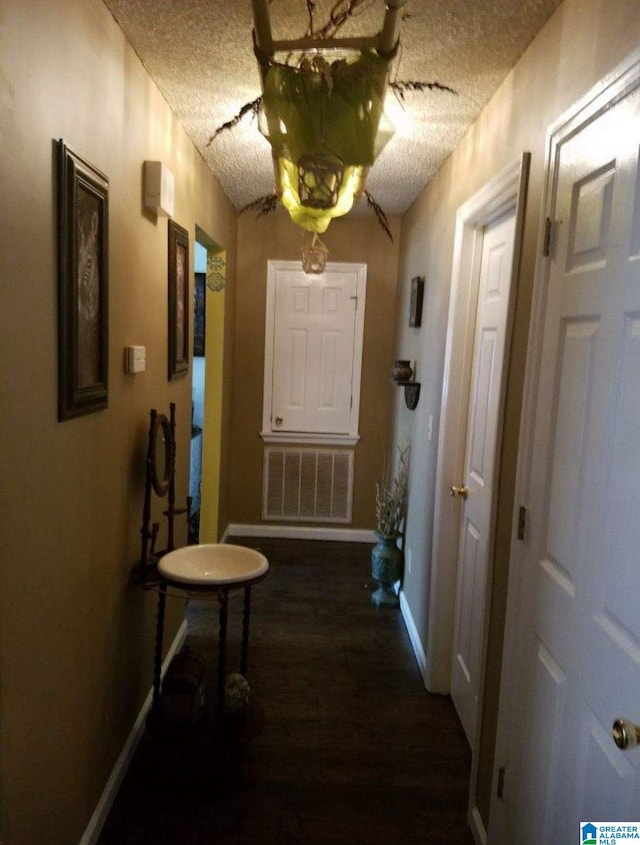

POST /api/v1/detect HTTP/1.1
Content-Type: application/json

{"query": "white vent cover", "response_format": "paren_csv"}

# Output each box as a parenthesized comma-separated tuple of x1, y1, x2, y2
(263, 448, 354, 523)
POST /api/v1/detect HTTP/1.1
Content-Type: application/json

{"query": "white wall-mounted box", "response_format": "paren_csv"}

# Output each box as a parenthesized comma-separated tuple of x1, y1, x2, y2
(124, 345, 146, 374)
(143, 161, 174, 217)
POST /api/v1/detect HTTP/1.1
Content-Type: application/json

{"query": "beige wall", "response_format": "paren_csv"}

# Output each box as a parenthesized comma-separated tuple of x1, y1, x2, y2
(0, 1, 236, 842)
(231, 211, 401, 530)
(390, 0, 640, 826)
(3, 0, 639, 840)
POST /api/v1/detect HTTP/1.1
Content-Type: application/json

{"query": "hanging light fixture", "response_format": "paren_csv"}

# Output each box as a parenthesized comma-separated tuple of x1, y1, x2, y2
(251, 0, 406, 238)
(301, 232, 329, 274)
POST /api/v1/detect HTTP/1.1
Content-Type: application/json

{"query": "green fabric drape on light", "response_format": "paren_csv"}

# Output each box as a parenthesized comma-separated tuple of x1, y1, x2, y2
(259, 50, 391, 233)
(261, 50, 390, 165)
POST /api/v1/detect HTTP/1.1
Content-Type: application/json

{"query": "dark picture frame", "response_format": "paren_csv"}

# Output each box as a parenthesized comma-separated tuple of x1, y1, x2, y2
(409, 275, 424, 328)
(168, 220, 190, 380)
(57, 140, 109, 421)
(193, 271, 206, 357)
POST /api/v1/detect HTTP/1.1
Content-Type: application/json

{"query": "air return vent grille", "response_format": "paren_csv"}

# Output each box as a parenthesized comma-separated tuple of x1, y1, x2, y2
(263, 448, 353, 523)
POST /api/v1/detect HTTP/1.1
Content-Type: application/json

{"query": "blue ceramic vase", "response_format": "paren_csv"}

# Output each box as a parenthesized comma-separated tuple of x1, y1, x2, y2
(371, 533, 403, 607)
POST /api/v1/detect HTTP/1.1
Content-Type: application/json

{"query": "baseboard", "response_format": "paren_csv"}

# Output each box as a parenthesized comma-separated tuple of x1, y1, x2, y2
(469, 805, 488, 845)
(79, 619, 188, 845)
(222, 523, 377, 544)
(399, 590, 429, 689)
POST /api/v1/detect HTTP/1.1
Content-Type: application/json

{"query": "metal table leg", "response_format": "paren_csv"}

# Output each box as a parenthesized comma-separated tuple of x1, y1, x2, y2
(217, 588, 229, 713)
(152, 582, 167, 714)
(240, 585, 252, 677)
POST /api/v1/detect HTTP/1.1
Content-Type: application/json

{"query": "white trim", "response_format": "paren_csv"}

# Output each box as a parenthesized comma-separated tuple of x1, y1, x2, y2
(79, 620, 188, 845)
(221, 523, 376, 544)
(260, 431, 360, 446)
(427, 154, 530, 694)
(424, 154, 530, 845)
(261, 260, 367, 441)
(399, 590, 429, 688)
(469, 805, 488, 845)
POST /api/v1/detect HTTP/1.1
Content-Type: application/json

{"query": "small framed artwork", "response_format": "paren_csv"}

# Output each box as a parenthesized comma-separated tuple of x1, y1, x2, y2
(193, 271, 206, 357)
(168, 219, 190, 380)
(409, 275, 424, 328)
(57, 140, 109, 421)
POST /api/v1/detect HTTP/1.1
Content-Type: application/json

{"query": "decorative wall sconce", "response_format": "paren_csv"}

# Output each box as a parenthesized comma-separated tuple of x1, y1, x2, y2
(402, 382, 421, 411)
(392, 359, 420, 410)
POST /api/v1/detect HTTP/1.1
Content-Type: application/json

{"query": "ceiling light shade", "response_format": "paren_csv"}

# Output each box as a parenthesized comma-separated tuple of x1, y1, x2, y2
(258, 49, 394, 233)
(276, 158, 366, 233)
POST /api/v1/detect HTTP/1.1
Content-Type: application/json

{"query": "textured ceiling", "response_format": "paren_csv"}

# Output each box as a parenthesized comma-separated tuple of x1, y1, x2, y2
(103, 0, 562, 216)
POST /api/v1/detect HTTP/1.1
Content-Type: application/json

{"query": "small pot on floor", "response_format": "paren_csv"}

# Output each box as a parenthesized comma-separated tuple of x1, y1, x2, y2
(371, 533, 403, 607)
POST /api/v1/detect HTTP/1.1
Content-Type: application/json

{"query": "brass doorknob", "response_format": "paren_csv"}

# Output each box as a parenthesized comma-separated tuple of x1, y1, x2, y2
(275, 416, 283, 426)
(450, 484, 469, 499)
(612, 718, 640, 750)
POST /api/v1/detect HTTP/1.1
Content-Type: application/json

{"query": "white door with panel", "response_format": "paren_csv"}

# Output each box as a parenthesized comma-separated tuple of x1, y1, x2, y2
(450, 210, 516, 745)
(264, 264, 365, 438)
(497, 58, 640, 843)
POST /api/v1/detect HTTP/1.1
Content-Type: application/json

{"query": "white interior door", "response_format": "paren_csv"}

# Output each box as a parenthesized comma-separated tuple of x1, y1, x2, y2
(450, 210, 516, 745)
(496, 56, 640, 844)
(269, 266, 360, 435)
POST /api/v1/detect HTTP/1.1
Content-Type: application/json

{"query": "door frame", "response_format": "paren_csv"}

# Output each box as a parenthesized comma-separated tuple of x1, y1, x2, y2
(426, 155, 530, 840)
(488, 47, 640, 845)
(194, 226, 226, 543)
(427, 154, 530, 692)
(450, 207, 518, 748)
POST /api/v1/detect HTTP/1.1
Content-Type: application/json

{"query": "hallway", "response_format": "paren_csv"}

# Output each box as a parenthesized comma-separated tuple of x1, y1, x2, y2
(98, 539, 473, 844)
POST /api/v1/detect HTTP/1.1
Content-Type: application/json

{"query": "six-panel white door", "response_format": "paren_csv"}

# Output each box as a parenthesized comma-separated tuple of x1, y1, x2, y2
(270, 266, 360, 435)
(451, 210, 516, 745)
(499, 60, 640, 843)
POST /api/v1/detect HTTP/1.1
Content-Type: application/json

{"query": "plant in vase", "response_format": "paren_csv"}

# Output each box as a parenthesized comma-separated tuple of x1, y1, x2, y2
(371, 444, 409, 607)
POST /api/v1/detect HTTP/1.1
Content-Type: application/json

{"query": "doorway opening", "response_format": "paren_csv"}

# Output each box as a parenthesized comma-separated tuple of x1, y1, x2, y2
(190, 226, 226, 544)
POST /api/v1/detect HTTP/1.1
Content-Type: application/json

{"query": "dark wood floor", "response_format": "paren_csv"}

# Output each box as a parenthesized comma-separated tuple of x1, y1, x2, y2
(99, 538, 474, 844)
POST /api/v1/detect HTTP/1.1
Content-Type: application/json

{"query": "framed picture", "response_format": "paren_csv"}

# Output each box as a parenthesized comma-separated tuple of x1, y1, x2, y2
(57, 140, 109, 421)
(193, 271, 206, 357)
(409, 275, 424, 327)
(168, 220, 190, 380)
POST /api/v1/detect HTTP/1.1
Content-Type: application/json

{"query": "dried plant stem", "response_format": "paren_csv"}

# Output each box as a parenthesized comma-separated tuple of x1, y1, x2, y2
(239, 193, 280, 217)
(305, 0, 375, 40)
(207, 96, 263, 145)
(364, 190, 393, 243)
(376, 444, 410, 538)
(390, 80, 458, 99)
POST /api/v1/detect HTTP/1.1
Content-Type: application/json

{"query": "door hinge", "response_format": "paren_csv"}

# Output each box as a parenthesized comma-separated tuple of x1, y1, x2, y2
(543, 217, 553, 257)
(497, 766, 506, 800)
(517, 506, 527, 541)
(350, 395, 353, 409)
(350, 295, 358, 309)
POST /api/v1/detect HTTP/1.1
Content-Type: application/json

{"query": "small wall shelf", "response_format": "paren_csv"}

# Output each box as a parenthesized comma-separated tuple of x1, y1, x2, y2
(391, 360, 420, 410)
(397, 381, 421, 411)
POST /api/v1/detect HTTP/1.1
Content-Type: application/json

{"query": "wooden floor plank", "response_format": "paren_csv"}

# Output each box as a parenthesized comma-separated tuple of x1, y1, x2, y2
(98, 538, 474, 844)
